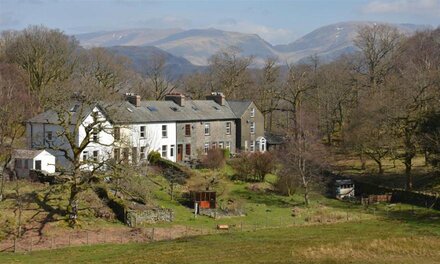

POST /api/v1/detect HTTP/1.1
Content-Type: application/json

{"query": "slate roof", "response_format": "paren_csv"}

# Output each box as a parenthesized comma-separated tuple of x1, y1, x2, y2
(27, 103, 96, 124)
(264, 132, 285, 145)
(228, 100, 252, 117)
(107, 100, 237, 124)
(12, 149, 46, 159)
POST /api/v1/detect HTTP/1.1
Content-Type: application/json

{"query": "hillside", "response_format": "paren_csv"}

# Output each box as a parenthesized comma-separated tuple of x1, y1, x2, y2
(75, 21, 428, 67)
(106, 46, 205, 78)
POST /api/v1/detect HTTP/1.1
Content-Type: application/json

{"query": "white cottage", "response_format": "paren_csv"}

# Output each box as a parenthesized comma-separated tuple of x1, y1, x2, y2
(13, 149, 56, 178)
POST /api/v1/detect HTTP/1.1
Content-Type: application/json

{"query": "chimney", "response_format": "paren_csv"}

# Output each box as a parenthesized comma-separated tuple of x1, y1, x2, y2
(206, 92, 225, 106)
(165, 93, 185, 107)
(125, 93, 141, 107)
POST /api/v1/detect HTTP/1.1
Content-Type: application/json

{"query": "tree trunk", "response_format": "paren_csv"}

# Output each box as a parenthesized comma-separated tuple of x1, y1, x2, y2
(68, 184, 79, 227)
(404, 157, 413, 191)
(377, 160, 383, 175)
(359, 152, 366, 170)
(303, 187, 309, 207)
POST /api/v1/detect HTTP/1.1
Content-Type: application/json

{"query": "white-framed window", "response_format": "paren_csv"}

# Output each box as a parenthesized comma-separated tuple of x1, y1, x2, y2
(250, 141, 255, 152)
(226, 141, 231, 150)
(82, 151, 89, 161)
(162, 125, 167, 138)
(170, 145, 175, 157)
(46, 131, 53, 141)
(93, 150, 99, 162)
(226, 122, 231, 135)
(204, 123, 210, 136)
(140, 147, 146, 160)
(140, 126, 146, 138)
(219, 142, 224, 149)
(250, 108, 255, 117)
(250, 122, 255, 134)
(204, 142, 210, 154)
(161, 145, 167, 158)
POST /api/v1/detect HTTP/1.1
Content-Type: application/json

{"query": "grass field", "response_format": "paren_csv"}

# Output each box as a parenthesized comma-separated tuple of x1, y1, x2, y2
(1, 218, 439, 264)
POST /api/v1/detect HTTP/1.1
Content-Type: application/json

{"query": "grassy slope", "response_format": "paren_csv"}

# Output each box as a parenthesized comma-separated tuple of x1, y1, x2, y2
(1, 219, 439, 264)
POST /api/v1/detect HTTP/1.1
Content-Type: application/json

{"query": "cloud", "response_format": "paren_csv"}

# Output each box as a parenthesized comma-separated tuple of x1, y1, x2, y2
(137, 16, 191, 29)
(212, 19, 296, 45)
(362, 0, 440, 16)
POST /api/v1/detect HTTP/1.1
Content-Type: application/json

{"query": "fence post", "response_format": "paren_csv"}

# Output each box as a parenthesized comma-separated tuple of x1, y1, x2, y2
(14, 237, 17, 253)
(151, 228, 155, 241)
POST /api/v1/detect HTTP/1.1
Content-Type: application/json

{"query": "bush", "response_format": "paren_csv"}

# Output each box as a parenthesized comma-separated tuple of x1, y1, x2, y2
(147, 151, 161, 164)
(231, 152, 275, 182)
(201, 149, 226, 169)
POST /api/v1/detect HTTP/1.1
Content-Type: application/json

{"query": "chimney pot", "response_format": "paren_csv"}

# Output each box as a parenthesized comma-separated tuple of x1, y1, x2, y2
(165, 93, 185, 107)
(125, 93, 141, 107)
(206, 92, 225, 106)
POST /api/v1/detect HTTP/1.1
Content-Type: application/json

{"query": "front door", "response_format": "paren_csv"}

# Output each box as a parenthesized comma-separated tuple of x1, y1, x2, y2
(177, 144, 183, 162)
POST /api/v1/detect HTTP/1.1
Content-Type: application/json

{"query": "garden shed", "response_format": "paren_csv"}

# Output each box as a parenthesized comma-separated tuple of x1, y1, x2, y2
(190, 191, 216, 209)
(13, 149, 56, 178)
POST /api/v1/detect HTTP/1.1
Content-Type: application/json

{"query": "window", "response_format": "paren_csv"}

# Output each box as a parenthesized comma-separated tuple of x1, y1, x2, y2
(35, 160, 42, 171)
(170, 145, 175, 157)
(219, 142, 224, 149)
(114, 148, 120, 162)
(250, 108, 255, 117)
(161, 145, 167, 158)
(114, 127, 120, 140)
(15, 159, 22, 169)
(132, 147, 138, 163)
(140, 126, 146, 138)
(185, 144, 191, 156)
(226, 141, 231, 150)
(250, 122, 255, 134)
(140, 147, 146, 160)
(82, 151, 89, 161)
(185, 124, 191, 137)
(24, 159, 29, 169)
(226, 122, 231, 135)
(92, 129, 98, 142)
(204, 142, 209, 154)
(123, 148, 129, 163)
(46, 131, 53, 141)
(212, 142, 217, 149)
(162, 125, 167, 138)
(250, 141, 255, 152)
(93, 150, 99, 162)
(204, 123, 210, 136)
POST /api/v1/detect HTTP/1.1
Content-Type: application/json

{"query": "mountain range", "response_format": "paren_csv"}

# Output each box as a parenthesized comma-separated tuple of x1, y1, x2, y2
(75, 21, 429, 76)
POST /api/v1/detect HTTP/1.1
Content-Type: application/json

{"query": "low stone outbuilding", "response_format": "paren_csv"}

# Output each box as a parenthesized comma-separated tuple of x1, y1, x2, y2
(12, 149, 56, 178)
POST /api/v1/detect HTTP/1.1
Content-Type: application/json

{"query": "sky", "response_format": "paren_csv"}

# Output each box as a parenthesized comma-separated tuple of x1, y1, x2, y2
(0, 0, 439, 45)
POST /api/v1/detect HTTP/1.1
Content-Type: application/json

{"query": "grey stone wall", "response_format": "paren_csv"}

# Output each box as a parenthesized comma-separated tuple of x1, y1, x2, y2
(127, 208, 174, 227)
(237, 102, 265, 151)
(176, 119, 236, 161)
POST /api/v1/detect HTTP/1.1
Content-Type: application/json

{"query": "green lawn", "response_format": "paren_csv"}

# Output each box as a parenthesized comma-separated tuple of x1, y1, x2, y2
(1, 219, 439, 264)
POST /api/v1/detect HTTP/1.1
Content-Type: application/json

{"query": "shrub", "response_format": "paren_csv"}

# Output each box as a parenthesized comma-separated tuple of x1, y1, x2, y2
(147, 151, 161, 164)
(201, 149, 226, 169)
(231, 152, 275, 182)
